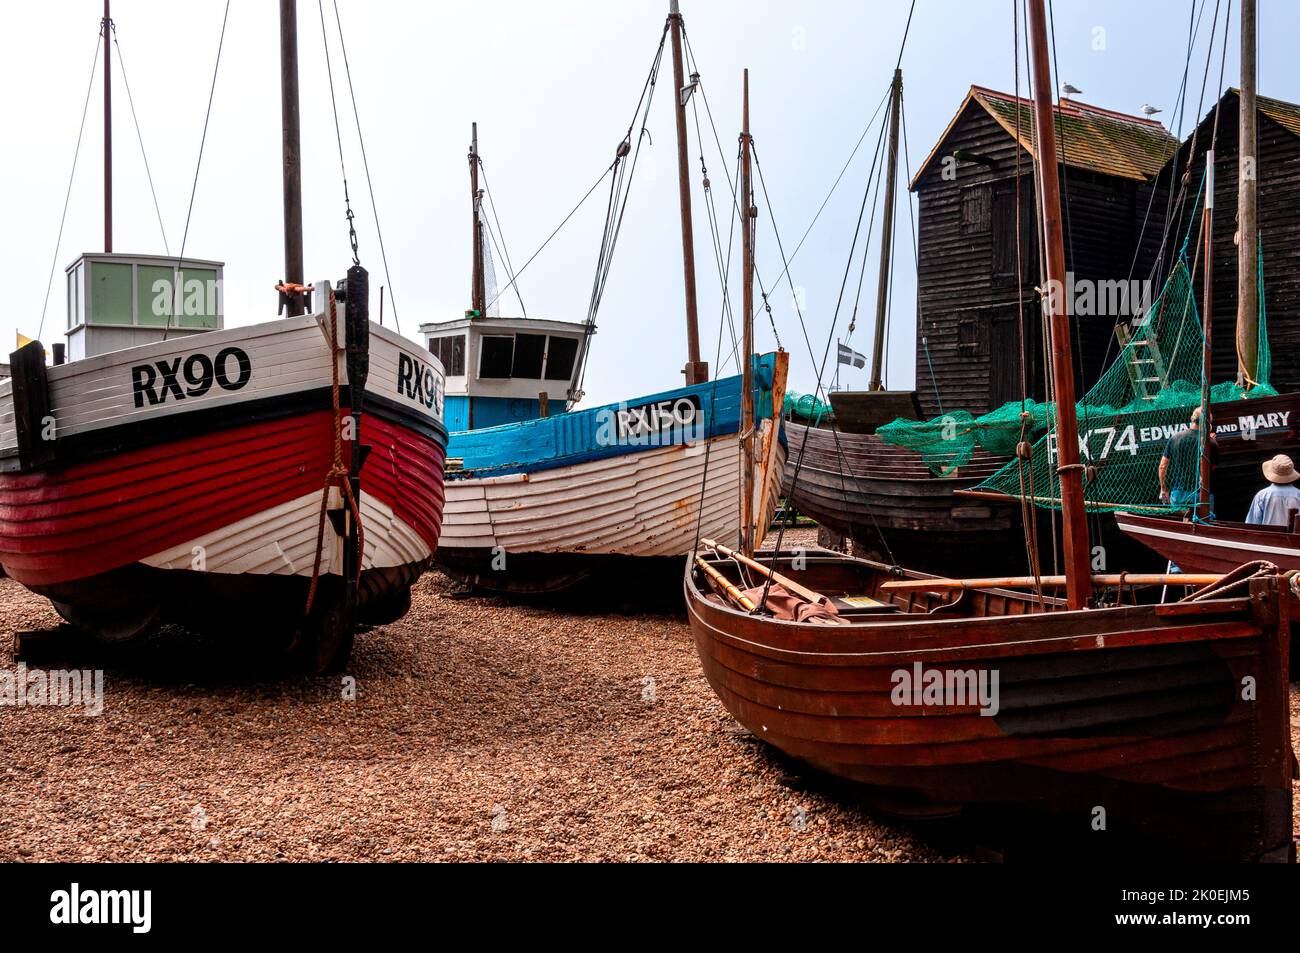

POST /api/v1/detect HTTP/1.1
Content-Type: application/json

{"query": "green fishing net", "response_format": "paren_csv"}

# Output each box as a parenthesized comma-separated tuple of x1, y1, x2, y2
(877, 253, 1274, 515)
(784, 391, 833, 424)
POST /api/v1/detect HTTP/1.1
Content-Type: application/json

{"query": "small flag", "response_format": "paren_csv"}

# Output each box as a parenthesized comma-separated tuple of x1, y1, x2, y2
(16, 332, 34, 349)
(837, 342, 866, 369)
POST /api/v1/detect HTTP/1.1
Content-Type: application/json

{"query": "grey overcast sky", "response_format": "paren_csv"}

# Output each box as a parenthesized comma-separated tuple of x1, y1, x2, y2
(4, 1, 1297, 406)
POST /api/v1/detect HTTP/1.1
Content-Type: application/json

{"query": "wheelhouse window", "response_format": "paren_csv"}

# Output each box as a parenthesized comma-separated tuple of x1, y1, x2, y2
(429, 335, 465, 376)
(544, 336, 579, 381)
(479, 335, 515, 378)
(512, 333, 546, 379)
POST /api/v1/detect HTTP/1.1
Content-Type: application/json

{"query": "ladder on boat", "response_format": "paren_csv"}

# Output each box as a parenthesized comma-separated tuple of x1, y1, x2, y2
(1115, 323, 1168, 401)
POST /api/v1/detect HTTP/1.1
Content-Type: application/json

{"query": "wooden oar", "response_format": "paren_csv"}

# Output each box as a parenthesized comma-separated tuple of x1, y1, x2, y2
(699, 538, 828, 605)
(694, 556, 758, 611)
(880, 573, 1223, 592)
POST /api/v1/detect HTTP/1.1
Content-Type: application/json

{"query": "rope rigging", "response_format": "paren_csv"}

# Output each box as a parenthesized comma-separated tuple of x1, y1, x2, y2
(330, 0, 400, 332)
(318, 0, 360, 267)
(477, 160, 526, 317)
(161, 0, 230, 342)
(111, 22, 169, 255)
(36, 29, 102, 340)
(572, 20, 671, 401)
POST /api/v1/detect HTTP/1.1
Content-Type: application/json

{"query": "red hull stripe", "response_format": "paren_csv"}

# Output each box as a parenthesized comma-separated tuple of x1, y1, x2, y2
(0, 410, 445, 587)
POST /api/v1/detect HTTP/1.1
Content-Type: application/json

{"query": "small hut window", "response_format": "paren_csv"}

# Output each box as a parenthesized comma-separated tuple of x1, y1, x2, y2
(960, 185, 991, 235)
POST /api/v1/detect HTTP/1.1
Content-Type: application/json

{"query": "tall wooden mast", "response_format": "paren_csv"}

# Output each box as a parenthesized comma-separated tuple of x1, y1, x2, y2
(1236, 0, 1258, 385)
(470, 123, 486, 317)
(669, 1, 707, 384)
(1199, 150, 1215, 519)
(279, 0, 305, 316)
(102, 0, 113, 252)
(868, 68, 902, 391)
(1026, 0, 1091, 609)
(740, 69, 755, 557)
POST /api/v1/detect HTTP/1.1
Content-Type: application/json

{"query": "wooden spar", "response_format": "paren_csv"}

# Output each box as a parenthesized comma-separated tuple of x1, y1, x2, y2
(880, 572, 1224, 592)
(1199, 147, 1214, 519)
(1026, 0, 1090, 610)
(102, 0, 113, 253)
(470, 123, 486, 317)
(279, 0, 305, 317)
(1236, 0, 1258, 386)
(740, 69, 755, 555)
(700, 537, 826, 604)
(869, 68, 902, 391)
(669, 1, 706, 384)
(695, 556, 758, 611)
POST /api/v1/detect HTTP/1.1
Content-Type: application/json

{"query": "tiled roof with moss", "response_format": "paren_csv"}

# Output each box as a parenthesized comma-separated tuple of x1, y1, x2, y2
(973, 87, 1179, 180)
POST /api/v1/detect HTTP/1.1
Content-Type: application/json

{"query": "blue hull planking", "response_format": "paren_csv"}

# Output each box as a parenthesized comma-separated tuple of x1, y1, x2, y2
(447, 353, 780, 480)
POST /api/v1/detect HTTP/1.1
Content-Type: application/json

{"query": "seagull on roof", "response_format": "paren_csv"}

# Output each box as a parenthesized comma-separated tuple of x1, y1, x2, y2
(1141, 103, 1163, 116)
(1061, 82, 1083, 98)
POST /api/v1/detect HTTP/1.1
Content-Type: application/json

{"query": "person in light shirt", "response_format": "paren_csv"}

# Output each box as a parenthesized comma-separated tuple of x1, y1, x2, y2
(1245, 454, 1300, 526)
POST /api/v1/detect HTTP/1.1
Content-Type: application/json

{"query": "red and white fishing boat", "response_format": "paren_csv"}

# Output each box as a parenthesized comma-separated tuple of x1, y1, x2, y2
(0, 4, 446, 669)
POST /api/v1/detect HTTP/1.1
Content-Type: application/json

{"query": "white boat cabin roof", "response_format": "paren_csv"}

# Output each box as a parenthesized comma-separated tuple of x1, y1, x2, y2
(419, 315, 592, 401)
(63, 252, 225, 361)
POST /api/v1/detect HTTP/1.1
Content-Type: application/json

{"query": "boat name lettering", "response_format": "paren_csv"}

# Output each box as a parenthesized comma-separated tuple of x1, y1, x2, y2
(613, 395, 703, 444)
(131, 347, 252, 408)
(397, 352, 443, 413)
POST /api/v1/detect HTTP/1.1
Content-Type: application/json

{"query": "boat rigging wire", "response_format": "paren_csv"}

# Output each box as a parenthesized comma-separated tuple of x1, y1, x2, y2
(329, 0, 402, 333)
(36, 30, 102, 340)
(571, 20, 671, 401)
(318, 0, 360, 267)
(479, 165, 614, 315)
(477, 160, 526, 316)
(162, 0, 231, 342)
(111, 22, 169, 255)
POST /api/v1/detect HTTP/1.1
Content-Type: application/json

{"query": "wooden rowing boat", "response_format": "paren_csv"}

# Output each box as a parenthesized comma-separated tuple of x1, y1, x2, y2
(686, 0, 1295, 860)
(685, 549, 1294, 859)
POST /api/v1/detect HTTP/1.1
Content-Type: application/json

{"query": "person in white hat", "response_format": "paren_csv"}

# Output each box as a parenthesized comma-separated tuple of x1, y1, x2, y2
(1245, 454, 1300, 526)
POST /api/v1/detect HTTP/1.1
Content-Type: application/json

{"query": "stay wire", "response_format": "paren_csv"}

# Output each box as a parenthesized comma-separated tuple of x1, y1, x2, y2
(111, 23, 169, 255)
(163, 0, 231, 342)
(331, 0, 401, 332)
(37, 30, 102, 340)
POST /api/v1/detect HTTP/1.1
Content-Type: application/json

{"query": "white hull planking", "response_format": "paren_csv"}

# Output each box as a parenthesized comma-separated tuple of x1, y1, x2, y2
(141, 490, 432, 576)
(440, 426, 786, 557)
(0, 297, 444, 454)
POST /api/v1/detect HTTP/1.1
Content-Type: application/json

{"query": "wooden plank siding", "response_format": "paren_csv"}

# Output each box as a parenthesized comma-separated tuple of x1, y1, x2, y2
(1162, 91, 1300, 395)
(911, 92, 1179, 420)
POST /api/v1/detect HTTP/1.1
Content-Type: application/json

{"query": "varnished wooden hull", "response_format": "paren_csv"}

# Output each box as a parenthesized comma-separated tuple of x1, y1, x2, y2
(685, 551, 1295, 860)
(1116, 511, 1300, 575)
